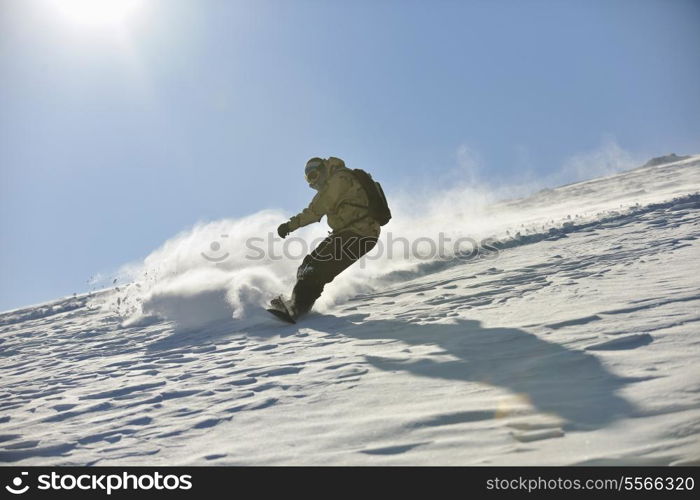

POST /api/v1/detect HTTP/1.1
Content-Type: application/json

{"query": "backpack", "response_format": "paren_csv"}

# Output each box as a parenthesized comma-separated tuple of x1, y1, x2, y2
(350, 168, 392, 226)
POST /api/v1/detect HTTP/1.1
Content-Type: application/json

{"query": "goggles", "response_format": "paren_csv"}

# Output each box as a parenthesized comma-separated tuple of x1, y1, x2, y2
(305, 159, 324, 184)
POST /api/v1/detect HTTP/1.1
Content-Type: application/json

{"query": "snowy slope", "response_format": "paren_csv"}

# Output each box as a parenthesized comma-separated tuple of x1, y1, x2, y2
(1, 155, 700, 465)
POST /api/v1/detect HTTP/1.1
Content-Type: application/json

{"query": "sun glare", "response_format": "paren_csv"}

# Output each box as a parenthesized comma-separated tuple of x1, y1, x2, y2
(49, 0, 144, 28)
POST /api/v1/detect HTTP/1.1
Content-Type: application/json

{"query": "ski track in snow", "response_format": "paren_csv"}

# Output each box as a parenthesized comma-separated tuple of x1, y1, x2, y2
(1, 156, 700, 465)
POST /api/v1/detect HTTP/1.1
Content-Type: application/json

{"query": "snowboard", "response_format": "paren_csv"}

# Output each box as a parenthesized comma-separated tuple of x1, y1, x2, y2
(267, 295, 296, 324)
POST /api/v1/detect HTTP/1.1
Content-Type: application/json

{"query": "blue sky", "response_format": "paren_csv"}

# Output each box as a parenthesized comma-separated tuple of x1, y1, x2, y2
(1, 0, 699, 311)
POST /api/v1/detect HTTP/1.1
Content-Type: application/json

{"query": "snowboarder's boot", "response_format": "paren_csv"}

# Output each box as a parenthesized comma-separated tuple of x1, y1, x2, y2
(267, 296, 297, 324)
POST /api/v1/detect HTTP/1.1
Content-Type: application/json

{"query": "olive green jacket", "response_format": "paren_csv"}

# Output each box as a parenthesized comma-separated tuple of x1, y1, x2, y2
(287, 164, 381, 238)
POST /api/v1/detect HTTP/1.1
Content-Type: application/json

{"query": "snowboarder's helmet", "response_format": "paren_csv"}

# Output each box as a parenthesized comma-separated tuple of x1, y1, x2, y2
(305, 157, 326, 188)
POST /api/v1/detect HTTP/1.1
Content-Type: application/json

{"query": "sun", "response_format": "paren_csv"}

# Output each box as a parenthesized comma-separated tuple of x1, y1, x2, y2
(49, 0, 144, 28)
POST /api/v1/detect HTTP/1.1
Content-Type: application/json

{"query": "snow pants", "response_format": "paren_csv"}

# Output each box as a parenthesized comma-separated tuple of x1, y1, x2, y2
(291, 231, 378, 317)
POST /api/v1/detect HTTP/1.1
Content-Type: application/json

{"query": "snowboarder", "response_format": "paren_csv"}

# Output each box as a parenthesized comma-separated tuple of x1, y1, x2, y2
(269, 156, 391, 322)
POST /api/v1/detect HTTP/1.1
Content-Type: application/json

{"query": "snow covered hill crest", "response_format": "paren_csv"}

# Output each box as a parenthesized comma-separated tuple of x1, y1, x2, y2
(1, 154, 699, 465)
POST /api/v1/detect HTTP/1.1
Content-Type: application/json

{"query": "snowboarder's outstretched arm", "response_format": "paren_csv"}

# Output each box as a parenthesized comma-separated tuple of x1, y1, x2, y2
(285, 173, 354, 233)
(287, 192, 324, 232)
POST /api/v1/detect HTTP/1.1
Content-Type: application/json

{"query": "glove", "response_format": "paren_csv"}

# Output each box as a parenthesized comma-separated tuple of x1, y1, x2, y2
(277, 222, 291, 239)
